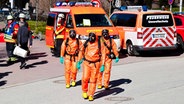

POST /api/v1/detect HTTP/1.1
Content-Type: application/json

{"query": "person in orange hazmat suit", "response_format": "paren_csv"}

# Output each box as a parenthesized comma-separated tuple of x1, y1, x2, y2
(77, 32, 105, 101)
(60, 29, 82, 88)
(97, 29, 119, 90)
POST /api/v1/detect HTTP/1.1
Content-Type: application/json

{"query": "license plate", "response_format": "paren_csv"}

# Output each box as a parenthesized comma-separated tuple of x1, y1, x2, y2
(152, 33, 166, 38)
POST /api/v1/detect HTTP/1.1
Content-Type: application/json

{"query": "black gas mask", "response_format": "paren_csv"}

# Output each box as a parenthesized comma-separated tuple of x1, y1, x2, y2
(102, 29, 110, 40)
(69, 29, 76, 39)
(88, 32, 96, 43)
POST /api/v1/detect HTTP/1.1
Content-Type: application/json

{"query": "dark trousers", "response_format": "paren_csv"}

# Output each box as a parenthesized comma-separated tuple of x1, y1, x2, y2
(55, 39, 63, 57)
(19, 43, 28, 64)
(6, 42, 15, 58)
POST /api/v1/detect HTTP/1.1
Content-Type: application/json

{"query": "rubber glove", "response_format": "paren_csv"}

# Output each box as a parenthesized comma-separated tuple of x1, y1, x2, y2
(60, 57, 64, 64)
(114, 57, 119, 63)
(79, 58, 84, 64)
(100, 65, 105, 72)
(76, 61, 81, 70)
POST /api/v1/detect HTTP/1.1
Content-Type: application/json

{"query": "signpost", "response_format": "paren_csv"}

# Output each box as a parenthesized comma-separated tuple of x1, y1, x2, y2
(91, 0, 101, 7)
(179, 0, 183, 13)
(168, 0, 174, 11)
(168, 0, 174, 5)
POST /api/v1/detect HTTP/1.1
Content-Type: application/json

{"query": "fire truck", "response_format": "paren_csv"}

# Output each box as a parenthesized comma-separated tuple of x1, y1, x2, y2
(45, 1, 121, 54)
(110, 6, 177, 56)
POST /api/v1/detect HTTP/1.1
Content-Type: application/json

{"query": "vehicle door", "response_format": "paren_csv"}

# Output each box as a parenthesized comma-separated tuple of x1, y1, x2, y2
(142, 13, 176, 48)
(45, 13, 57, 48)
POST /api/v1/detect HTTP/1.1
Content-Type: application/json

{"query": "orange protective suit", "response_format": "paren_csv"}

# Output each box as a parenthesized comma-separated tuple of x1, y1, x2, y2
(79, 37, 105, 98)
(97, 37, 119, 88)
(60, 37, 82, 86)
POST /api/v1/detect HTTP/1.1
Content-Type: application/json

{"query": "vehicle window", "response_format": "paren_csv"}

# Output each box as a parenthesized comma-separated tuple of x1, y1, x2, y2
(74, 14, 113, 27)
(46, 13, 56, 26)
(142, 13, 174, 27)
(110, 13, 137, 27)
(66, 14, 74, 28)
(174, 17, 182, 26)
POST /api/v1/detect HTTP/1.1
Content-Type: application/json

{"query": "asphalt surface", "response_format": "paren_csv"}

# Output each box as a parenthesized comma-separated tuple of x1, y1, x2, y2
(0, 38, 184, 104)
(0, 39, 65, 88)
(0, 54, 184, 104)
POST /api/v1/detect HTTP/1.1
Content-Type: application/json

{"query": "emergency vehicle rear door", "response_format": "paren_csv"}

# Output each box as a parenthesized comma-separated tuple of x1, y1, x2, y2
(142, 13, 176, 48)
(45, 13, 57, 48)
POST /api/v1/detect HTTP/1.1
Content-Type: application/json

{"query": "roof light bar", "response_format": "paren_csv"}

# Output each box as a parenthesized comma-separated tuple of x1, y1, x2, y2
(120, 6, 148, 11)
(54, 2, 95, 7)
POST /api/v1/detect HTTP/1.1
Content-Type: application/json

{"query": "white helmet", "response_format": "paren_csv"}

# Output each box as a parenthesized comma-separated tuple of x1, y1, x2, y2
(19, 13, 25, 18)
(7, 15, 13, 20)
(58, 14, 64, 18)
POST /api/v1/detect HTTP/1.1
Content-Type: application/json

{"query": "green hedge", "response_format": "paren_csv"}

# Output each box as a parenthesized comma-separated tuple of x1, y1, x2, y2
(27, 20, 46, 35)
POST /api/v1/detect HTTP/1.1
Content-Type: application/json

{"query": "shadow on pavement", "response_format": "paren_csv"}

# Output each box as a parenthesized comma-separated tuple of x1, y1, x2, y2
(94, 87, 125, 99)
(0, 60, 19, 67)
(94, 78, 132, 99)
(0, 71, 12, 87)
(109, 78, 132, 88)
(28, 52, 48, 60)
(25, 60, 48, 69)
(76, 80, 81, 86)
(0, 59, 6, 63)
(0, 80, 7, 86)
(139, 49, 183, 57)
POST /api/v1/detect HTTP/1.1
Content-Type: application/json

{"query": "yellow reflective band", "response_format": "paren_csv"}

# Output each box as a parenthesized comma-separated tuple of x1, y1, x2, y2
(56, 35, 64, 39)
(86, 29, 113, 33)
(46, 27, 52, 30)
(4, 39, 16, 43)
(4, 34, 12, 40)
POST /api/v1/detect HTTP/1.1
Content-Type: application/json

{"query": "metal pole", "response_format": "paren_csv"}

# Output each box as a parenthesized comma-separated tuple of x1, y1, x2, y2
(109, 1, 112, 16)
(35, 0, 39, 32)
(179, 0, 183, 13)
(170, 4, 172, 11)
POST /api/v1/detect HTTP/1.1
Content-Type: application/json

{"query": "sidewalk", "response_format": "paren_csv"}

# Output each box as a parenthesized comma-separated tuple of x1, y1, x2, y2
(0, 57, 184, 104)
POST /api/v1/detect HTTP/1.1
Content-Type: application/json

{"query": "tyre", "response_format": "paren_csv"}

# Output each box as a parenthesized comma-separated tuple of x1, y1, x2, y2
(177, 35, 184, 51)
(126, 41, 139, 56)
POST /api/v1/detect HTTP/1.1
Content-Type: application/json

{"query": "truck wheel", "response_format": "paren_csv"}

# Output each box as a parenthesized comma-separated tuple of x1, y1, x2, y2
(126, 42, 139, 56)
(177, 35, 184, 51)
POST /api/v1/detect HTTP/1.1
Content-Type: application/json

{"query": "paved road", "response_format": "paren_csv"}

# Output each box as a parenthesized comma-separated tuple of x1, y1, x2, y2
(0, 53, 184, 104)
(0, 39, 65, 87)
(0, 39, 183, 88)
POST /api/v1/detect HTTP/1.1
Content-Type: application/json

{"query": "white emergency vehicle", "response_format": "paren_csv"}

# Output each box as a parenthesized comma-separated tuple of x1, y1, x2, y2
(110, 6, 177, 55)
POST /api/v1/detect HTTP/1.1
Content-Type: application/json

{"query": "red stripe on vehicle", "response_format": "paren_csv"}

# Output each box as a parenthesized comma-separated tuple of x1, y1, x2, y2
(149, 39, 158, 47)
(160, 39, 169, 46)
(166, 37, 173, 45)
(143, 28, 156, 41)
(144, 37, 152, 47)
(162, 27, 174, 40)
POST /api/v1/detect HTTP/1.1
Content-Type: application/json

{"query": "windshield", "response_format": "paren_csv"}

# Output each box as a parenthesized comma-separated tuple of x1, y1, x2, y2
(142, 13, 174, 27)
(110, 13, 137, 27)
(74, 14, 113, 27)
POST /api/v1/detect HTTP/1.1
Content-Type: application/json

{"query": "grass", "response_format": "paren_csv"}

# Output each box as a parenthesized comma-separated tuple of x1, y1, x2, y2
(27, 20, 46, 35)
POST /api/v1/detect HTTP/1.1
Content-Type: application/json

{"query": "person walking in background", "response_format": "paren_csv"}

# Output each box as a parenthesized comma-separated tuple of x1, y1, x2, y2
(18, 13, 32, 55)
(77, 32, 105, 101)
(3, 15, 19, 64)
(18, 13, 29, 29)
(60, 29, 82, 88)
(17, 21, 32, 69)
(97, 29, 119, 89)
